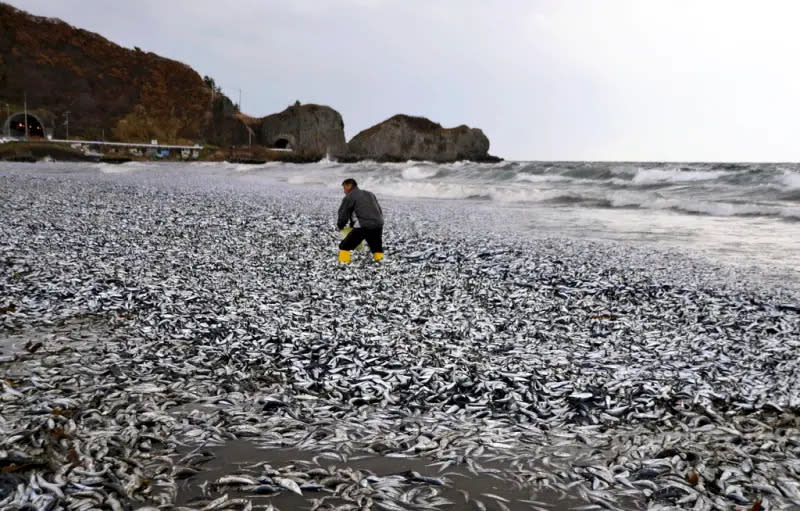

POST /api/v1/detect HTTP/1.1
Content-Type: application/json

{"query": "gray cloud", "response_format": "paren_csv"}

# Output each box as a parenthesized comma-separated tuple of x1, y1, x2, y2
(8, 0, 800, 161)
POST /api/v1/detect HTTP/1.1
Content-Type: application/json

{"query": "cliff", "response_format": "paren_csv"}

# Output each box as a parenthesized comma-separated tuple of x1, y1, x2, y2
(347, 114, 494, 162)
(0, 2, 211, 143)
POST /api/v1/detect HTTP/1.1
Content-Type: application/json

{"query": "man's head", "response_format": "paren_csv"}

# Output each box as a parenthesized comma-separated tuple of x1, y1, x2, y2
(342, 178, 357, 194)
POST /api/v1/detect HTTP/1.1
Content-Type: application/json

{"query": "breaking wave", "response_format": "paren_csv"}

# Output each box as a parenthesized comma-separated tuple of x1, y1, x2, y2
(629, 168, 731, 185)
(229, 159, 800, 222)
(401, 165, 440, 180)
(780, 170, 800, 190)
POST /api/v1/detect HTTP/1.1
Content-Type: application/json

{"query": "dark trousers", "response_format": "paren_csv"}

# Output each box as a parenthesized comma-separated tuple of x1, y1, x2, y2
(340, 227, 383, 253)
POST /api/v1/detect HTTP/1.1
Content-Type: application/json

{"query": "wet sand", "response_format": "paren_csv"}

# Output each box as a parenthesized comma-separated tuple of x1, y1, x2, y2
(174, 440, 636, 510)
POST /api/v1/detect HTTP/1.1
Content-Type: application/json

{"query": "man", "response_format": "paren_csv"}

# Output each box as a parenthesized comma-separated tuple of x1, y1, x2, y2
(337, 178, 384, 263)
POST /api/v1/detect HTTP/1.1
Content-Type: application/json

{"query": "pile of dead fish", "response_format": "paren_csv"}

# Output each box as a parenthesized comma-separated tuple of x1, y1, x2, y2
(1, 163, 799, 511)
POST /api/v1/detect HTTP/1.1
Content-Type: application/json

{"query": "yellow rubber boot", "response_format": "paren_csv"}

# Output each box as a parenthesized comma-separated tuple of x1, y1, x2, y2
(338, 250, 351, 264)
(373, 252, 384, 262)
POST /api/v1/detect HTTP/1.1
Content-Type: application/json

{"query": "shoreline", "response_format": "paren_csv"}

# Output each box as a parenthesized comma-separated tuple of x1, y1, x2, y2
(1, 164, 798, 510)
(0, 140, 503, 165)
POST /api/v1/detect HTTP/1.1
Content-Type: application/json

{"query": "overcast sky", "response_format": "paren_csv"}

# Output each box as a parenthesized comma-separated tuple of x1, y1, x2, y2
(9, 0, 800, 161)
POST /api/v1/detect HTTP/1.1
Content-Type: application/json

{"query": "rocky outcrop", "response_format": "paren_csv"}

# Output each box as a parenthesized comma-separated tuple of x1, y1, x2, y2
(347, 115, 494, 162)
(257, 104, 347, 159)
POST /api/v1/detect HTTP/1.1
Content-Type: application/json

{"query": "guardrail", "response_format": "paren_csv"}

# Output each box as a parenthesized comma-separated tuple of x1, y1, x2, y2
(48, 139, 203, 150)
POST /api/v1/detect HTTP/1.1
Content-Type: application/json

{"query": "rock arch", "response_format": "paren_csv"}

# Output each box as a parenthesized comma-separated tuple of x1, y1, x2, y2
(3, 112, 46, 138)
(272, 134, 295, 150)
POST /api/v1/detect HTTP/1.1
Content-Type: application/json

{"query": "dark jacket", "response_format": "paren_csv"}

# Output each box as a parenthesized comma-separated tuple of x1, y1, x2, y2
(337, 188, 384, 230)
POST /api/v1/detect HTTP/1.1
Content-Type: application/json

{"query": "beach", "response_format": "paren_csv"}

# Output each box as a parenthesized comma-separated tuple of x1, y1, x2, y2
(1, 162, 799, 510)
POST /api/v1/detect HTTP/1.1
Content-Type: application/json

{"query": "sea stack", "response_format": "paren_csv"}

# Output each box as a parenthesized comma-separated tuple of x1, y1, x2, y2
(257, 103, 347, 159)
(347, 114, 494, 162)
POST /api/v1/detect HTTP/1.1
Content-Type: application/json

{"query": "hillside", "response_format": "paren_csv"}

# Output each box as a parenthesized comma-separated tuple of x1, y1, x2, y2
(0, 2, 215, 143)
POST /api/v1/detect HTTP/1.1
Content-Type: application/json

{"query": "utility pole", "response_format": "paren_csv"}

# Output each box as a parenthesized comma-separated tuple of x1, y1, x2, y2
(64, 111, 70, 140)
(24, 91, 28, 139)
(238, 88, 242, 113)
(5, 103, 9, 137)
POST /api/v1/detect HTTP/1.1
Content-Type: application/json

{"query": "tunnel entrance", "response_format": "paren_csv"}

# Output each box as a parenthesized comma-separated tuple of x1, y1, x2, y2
(4, 113, 46, 138)
(273, 138, 292, 150)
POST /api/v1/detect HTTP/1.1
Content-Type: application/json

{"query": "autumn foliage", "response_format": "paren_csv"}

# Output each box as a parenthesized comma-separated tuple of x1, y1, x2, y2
(0, 3, 214, 143)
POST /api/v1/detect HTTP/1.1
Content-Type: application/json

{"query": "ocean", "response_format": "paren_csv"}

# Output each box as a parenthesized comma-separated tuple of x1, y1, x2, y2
(230, 159, 800, 275)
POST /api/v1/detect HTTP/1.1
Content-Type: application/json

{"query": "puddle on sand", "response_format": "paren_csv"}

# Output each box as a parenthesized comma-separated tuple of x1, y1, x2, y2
(0, 314, 120, 363)
(0, 329, 60, 364)
(0, 334, 31, 358)
(175, 440, 639, 510)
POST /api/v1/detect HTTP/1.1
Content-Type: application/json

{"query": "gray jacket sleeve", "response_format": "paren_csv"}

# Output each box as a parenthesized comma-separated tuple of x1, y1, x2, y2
(337, 195, 354, 230)
(371, 192, 383, 217)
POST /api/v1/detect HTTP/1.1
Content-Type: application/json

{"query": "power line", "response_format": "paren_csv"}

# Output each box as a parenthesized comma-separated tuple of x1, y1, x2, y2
(24, 91, 28, 139)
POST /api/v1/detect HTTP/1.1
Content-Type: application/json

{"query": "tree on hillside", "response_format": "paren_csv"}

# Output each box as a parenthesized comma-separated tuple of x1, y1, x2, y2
(203, 75, 222, 94)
